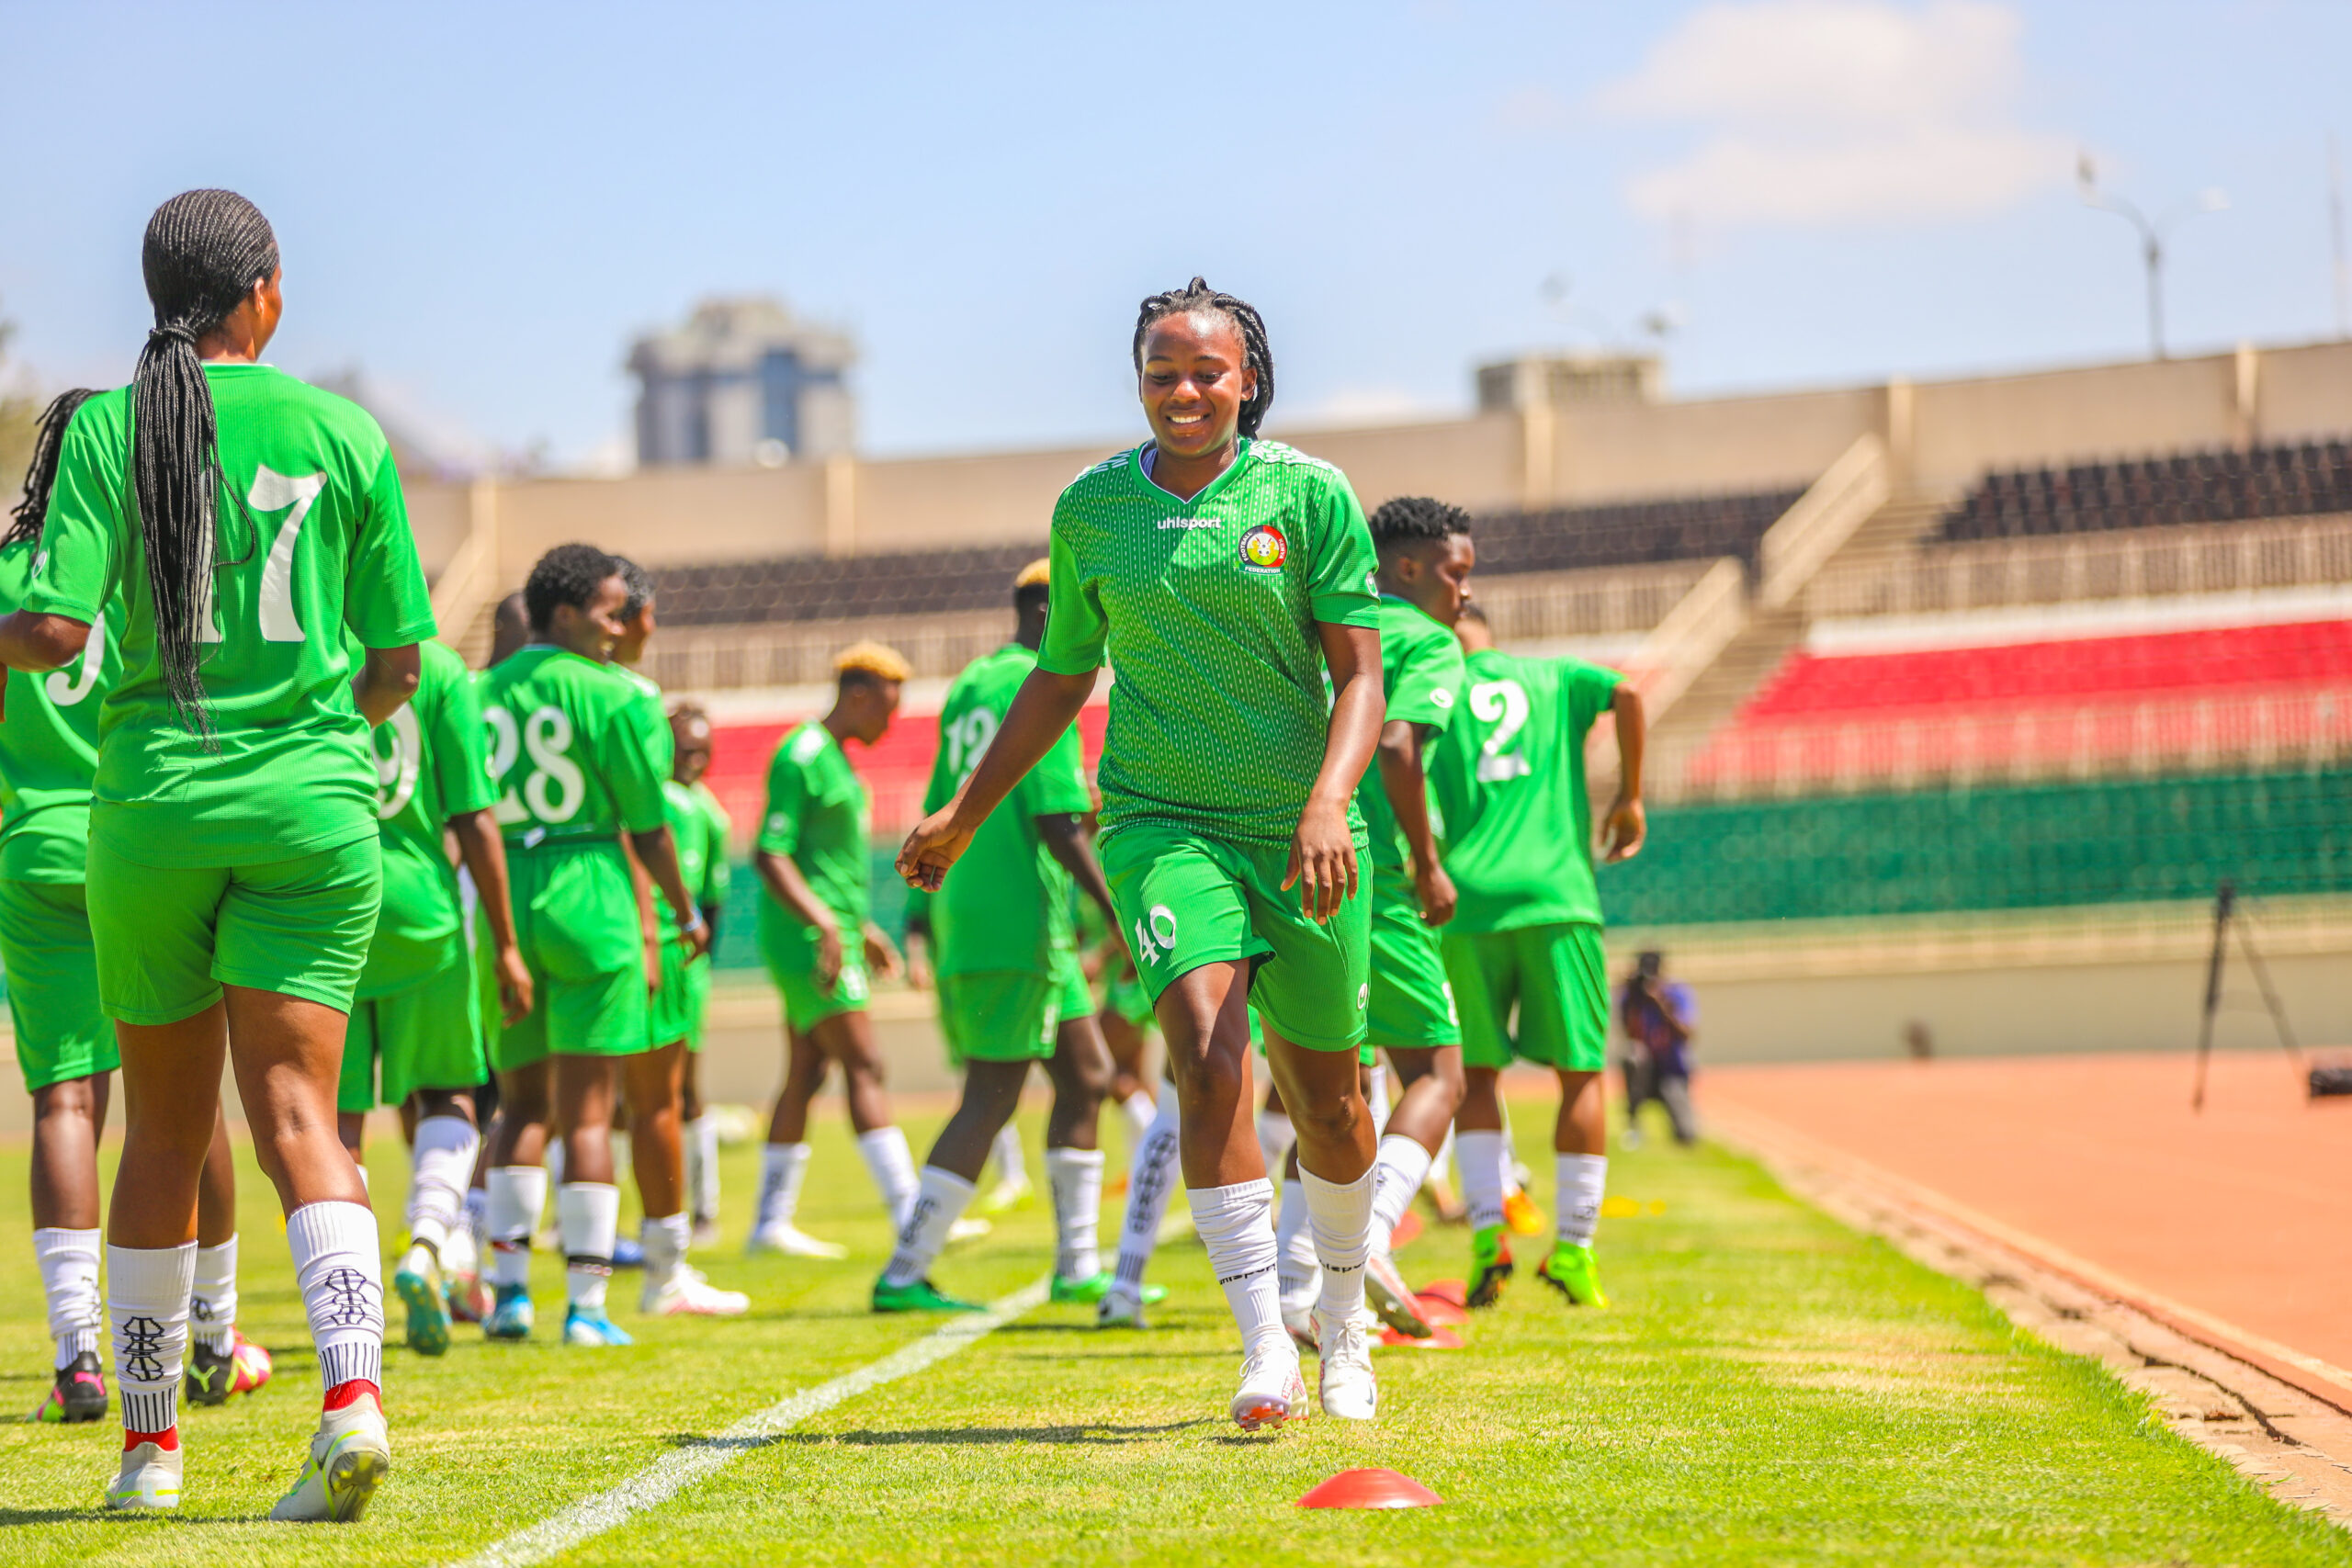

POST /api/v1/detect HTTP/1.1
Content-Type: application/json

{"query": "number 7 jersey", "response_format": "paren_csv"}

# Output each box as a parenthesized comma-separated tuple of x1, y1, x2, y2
(479, 645, 671, 851)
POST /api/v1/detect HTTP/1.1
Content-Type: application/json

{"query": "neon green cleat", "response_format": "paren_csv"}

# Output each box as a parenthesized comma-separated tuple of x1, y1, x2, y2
(1536, 1242, 1606, 1307)
(1050, 1271, 1164, 1305)
(872, 1277, 986, 1314)
(1467, 1225, 1515, 1308)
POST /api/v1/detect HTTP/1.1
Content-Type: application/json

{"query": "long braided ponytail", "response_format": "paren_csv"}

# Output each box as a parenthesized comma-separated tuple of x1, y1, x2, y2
(135, 188, 278, 736)
(6, 389, 98, 549)
(1131, 277, 1276, 438)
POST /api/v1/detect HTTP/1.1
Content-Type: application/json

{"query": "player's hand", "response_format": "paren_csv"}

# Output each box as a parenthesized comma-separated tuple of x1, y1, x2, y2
(1600, 795, 1647, 863)
(681, 917, 713, 962)
(494, 943, 534, 1026)
(1415, 862, 1458, 928)
(813, 919, 845, 990)
(897, 807, 976, 893)
(1283, 796, 1359, 924)
(864, 921, 904, 983)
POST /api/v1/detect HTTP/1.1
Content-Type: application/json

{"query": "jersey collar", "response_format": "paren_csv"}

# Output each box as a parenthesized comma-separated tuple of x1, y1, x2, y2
(1128, 438, 1253, 509)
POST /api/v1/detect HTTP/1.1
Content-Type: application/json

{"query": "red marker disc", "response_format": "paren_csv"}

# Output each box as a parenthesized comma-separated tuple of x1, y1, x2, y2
(1296, 1468, 1445, 1509)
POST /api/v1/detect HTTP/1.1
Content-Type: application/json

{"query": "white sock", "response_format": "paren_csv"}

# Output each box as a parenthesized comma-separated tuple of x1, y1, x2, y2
(1370, 1134, 1435, 1254)
(1274, 1178, 1318, 1318)
(33, 1227, 102, 1369)
(755, 1142, 813, 1233)
(407, 1115, 479, 1256)
(1112, 1083, 1183, 1297)
(882, 1167, 977, 1288)
(1458, 1130, 1510, 1231)
(856, 1126, 920, 1229)
(687, 1115, 721, 1223)
(1557, 1153, 1608, 1248)
(441, 1213, 478, 1280)
(1498, 1103, 1523, 1196)
(108, 1242, 196, 1434)
(1044, 1147, 1104, 1280)
(1299, 1166, 1374, 1325)
(285, 1201, 385, 1393)
(558, 1183, 621, 1312)
(189, 1235, 238, 1357)
(1190, 1179, 1287, 1360)
(641, 1212, 691, 1289)
(990, 1122, 1027, 1190)
(1118, 1089, 1156, 1145)
(1253, 1109, 1293, 1177)
(464, 1185, 490, 1256)
(486, 1165, 549, 1290)
(547, 1137, 566, 1190)
(1365, 1063, 1392, 1141)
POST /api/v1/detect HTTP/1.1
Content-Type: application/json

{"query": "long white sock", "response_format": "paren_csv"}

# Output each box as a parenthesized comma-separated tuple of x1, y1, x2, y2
(755, 1142, 813, 1233)
(108, 1242, 195, 1435)
(1365, 1063, 1392, 1141)
(1498, 1103, 1523, 1196)
(641, 1212, 691, 1290)
(882, 1167, 978, 1287)
(1113, 1081, 1182, 1295)
(1044, 1147, 1104, 1280)
(1370, 1134, 1435, 1255)
(1274, 1178, 1318, 1318)
(990, 1122, 1027, 1189)
(1190, 1179, 1287, 1360)
(857, 1126, 920, 1229)
(486, 1165, 549, 1289)
(558, 1183, 621, 1312)
(189, 1235, 238, 1357)
(1118, 1088, 1156, 1145)
(1556, 1153, 1608, 1248)
(408, 1115, 480, 1255)
(1458, 1130, 1510, 1231)
(285, 1201, 385, 1393)
(1253, 1109, 1293, 1178)
(34, 1227, 102, 1369)
(464, 1184, 490, 1260)
(1299, 1166, 1374, 1325)
(687, 1115, 721, 1223)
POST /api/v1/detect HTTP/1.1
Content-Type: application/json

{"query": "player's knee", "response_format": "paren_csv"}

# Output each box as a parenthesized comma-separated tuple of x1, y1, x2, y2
(1287, 1089, 1363, 1147)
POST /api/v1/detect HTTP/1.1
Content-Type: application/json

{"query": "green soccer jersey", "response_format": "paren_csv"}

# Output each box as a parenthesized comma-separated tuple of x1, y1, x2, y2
(26, 365, 436, 866)
(661, 776, 729, 938)
(756, 720, 870, 930)
(922, 643, 1093, 978)
(1427, 648, 1623, 934)
(1038, 438, 1381, 851)
(481, 645, 670, 851)
(0, 536, 116, 883)
(618, 664, 676, 779)
(360, 640, 498, 997)
(1356, 595, 1467, 874)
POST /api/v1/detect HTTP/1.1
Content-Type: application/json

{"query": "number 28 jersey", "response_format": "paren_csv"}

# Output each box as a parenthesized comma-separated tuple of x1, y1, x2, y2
(361, 639, 497, 996)
(480, 644, 670, 852)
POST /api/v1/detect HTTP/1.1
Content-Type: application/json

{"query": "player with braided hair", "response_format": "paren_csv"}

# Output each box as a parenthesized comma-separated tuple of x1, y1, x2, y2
(901, 278, 1389, 1428)
(0, 189, 435, 1518)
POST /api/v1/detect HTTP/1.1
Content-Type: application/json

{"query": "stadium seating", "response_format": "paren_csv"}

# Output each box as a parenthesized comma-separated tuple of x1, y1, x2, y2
(1937, 438, 2352, 543)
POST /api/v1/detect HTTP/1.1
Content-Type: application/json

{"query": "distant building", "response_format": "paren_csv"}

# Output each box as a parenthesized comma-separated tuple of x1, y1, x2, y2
(1476, 352, 1663, 412)
(628, 297, 855, 468)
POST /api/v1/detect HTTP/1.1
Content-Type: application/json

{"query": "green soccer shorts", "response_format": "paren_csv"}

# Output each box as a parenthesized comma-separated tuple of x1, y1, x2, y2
(86, 835, 382, 1027)
(0, 878, 118, 1093)
(757, 897, 869, 1032)
(937, 969, 1061, 1066)
(682, 953, 713, 1052)
(1104, 968, 1154, 1030)
(648, 931, 695, 1048)
(1052, 945, 1091, 1035)
(494, 843, 649, 1070)
(1367, 869, 1462, 1051)
(341, 939, 487, 1112)
(1099, 819, 1369, 1055)
(1441, 920, 1609, 1073)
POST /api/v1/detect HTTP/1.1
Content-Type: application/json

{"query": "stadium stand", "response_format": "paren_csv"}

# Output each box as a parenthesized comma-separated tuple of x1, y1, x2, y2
(1937, 438, 2352, 543)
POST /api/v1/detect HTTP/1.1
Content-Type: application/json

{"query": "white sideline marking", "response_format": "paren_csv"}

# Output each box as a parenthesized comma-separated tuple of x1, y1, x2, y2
(454, 1278, 1051, 1568)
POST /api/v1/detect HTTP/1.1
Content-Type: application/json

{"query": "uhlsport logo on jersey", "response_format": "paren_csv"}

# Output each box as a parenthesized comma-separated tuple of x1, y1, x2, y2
(1238, 524, 1288, 574)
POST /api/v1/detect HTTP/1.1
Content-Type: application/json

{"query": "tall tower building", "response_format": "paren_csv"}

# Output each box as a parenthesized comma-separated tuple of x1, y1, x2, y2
(628, 297, 855, 468)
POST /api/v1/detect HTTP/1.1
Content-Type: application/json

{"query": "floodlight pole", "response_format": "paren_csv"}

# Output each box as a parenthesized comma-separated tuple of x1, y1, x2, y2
(2077, 156, 2228, 361)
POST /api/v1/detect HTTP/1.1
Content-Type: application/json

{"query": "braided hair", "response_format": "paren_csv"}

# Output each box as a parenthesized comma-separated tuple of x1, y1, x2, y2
(6, 389, 99, 549)
(135, 189, 280, 735)
(1131, 277, 1275, 439)
(1368, 496, 1474, 557)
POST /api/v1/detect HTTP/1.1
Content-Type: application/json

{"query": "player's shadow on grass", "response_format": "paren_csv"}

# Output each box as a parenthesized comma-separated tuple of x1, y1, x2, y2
(750, 1418, 1215, 1449)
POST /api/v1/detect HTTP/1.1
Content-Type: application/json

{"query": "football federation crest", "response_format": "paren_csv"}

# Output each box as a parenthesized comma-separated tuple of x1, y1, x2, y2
(1238, 524, 1288, 574)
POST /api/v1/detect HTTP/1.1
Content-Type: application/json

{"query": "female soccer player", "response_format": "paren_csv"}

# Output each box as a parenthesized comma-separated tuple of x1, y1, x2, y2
(0, 190, 434, 1518)
(899, 279, 1387, 1428)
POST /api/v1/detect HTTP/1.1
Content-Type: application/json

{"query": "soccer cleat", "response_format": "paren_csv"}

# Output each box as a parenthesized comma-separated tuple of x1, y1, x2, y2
(563, 1306, 635, 1347)
(187, 1330, 273, 1405)
(1230, 1348, 1308, 1431)
(447, 1267, 492, 1325)
(1314, 1312, 1377, 1421)
(107, 1434, 182, 1511)
(32, 1352, 107, 1423)
(484, 1283, 535, 1341)
(1095, 1286, 1148, 1329)
(641, 1267, 751, 1317)
(1049, 1271, 1164, 1306)
(1502, 1189, 1546, 1237)
(610, 1235, 645, 1270)
(1467, 1225, 1515, 1308)
(1281, 1302, 1317, 1353)
(1364, 1251, 1434, 1338)
(1536, 1242, 1607, 1307)
(978, 1171, 1034, 1215)
(946, 1216, 992, 1244)
(744, 1224, 848, 1260)
(872, 1277, 986, 1314)
(395, 1244, 452, 1357)
(268, 1393, 390, 1522)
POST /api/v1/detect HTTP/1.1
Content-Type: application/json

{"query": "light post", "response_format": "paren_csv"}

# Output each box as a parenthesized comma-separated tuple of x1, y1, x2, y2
(2077, 152, 2229, 360)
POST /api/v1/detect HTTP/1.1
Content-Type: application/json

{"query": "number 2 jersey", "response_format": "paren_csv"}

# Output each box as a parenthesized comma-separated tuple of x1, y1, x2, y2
(1426, 648, 1623, 934)
(0, 535, 116, 885)
(360, 640, 496, 998)
(480, 644, 671, 852)
(26, 364, 437, 866)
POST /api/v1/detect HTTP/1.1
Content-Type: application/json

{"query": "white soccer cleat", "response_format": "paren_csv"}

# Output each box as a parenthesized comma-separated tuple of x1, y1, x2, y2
(1095, 1285, 1148, 1329)
(1230, 1347, 1308, 1431)
(744, 1224, 848, 1260)
(641, 1266, 751, 1317)
(1315, 1312, 1378, 1421)
(1364, 1249, 1433, 1338)
(946, 1216, 992, 1244)
(978, 1171, 1034, 1214)
(1281, 1301, 1318, 1353)
(107, 1438, 183, 1511)
(269, 1393, 390, 1522)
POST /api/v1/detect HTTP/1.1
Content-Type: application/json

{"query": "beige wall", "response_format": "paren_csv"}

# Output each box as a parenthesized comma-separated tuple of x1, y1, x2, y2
(1552, 385, 1881, 501)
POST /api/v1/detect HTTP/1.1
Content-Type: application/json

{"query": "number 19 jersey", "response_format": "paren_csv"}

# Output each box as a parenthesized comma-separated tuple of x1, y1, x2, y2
(480, 644, 670, 850)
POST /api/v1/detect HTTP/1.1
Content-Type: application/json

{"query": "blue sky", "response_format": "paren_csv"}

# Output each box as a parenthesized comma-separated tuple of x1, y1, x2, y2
(3, 1, 2347, 468)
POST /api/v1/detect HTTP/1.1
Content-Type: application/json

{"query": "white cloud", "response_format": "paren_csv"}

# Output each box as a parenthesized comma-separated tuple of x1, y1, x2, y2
(1595, 0, 2069, 228)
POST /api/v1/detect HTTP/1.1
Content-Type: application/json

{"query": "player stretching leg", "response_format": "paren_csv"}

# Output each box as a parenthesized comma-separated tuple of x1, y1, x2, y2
(902, 280, 1386, 1427)
(749, 645, 914, 1255)
(1429, 607, 1645, 1309)
(0, 191, 437, 1517)
(479, 547, 712, 1348)
(883, 562, 1120, 1311)
(662, 705, 735, 1247)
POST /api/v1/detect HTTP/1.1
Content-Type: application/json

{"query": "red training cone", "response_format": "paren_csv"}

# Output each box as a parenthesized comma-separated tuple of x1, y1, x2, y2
(1378, 1325, 1464, 1349)
(1297, 1468, 1445, 1509)
(1414, 1292, 1470, 1328)
(1388, 1210, 1425, 1251)
(1419, 1279, 1467, 1307)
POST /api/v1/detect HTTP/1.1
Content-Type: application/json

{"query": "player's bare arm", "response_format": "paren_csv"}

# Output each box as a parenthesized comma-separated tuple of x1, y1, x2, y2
(758, 844, 846, 985)
(448, 807, 534, 1023)
(630, 824, 711, 960)
(0, 611, 90, 673)
(1037, 810, 1120, 930)
(1602, 683, 1646, 863)
(1285, 619, 1383, 922)
(897, 666, 1092, 890)
(352, 642, 422, 726)
(1376, 717, 1456, 927)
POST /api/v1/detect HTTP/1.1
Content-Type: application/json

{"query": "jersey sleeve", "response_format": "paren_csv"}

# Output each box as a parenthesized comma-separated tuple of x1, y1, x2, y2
(755, 744, 808, 855)
(1389, 624, 1466, 732)
(1306, 472, 1381, 629)
(23, 409, 123, 626)
(344, 447, 438, 649)
(1023, 718, 1093, 818)
(603, 693, 671, 834)
(1036, 513, 1107, 676)
(429, 658, 497, 818)
(1562, 660, 1624, 741)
